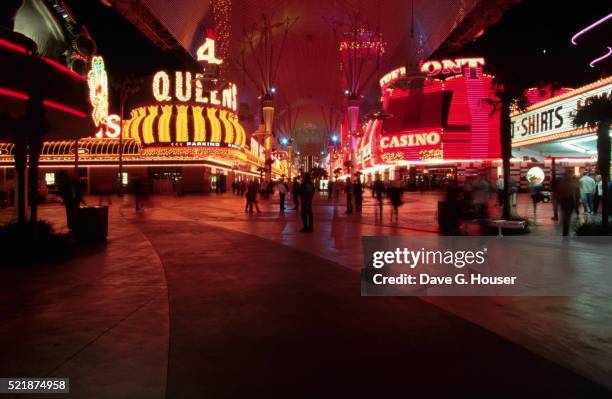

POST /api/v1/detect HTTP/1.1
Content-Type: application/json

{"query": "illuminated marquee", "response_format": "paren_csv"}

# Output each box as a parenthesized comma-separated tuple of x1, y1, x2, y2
(380, 132, 441, 149)
(152, 71, 237, 111)
(511, 78, 612, 145)
(420, 58, 485, 78)
(379, 66, 406, 88)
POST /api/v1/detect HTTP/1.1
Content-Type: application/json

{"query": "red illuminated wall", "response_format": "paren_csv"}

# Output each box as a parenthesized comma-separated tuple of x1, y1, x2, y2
(371, 64, 501, 162)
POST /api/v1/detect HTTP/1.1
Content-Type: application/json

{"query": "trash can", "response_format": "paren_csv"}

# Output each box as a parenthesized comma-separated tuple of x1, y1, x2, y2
(73, 206, 108, 242)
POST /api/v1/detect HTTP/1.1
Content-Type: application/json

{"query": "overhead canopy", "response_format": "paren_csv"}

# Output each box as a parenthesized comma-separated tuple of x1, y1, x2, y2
(115, 0, 482, 139)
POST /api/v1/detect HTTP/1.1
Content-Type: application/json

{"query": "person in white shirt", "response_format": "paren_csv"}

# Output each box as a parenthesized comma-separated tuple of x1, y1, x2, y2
(496, 175, 504, 206)
(579, 172, 596, 214)
(594, 174, 603, 213)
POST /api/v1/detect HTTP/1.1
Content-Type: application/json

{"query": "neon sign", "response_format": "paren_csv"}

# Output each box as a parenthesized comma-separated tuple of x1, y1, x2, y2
(380, 132, 441, 149)
(197, 30, 223, 65)
(511, 79, 612, 144)
(379, 66, 406, 88)
(152, 71, 237, 111)
(419, 58, 485, 78)
(87, 56, 109, 128)
(95, 114, 121, 138)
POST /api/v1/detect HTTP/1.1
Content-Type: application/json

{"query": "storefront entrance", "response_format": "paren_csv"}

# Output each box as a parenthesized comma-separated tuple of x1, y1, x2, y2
(401, 166, 456, 191)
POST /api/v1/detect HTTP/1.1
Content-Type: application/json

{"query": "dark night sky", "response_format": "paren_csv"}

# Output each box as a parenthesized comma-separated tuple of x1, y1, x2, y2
(459, 0, 611, 88)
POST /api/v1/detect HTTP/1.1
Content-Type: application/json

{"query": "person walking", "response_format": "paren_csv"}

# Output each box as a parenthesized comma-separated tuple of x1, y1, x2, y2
(292, 177, 300, 210)
(579, 171, 596, 214)
(373, 175, 385, 217)
(354, 178, 364, 213)
(557, 170, 580, 236)
(278, 178, 288, 212)
(327, 180, 333, 200)
(246, 180, 261, 214)
(496, 175, 504, 207)
(132, 177, 145, 212)
(299, 173, 315, 232)
(594, 174, 603, 213)
(387, 180, 403, 222)
(344, 177, 354, 214)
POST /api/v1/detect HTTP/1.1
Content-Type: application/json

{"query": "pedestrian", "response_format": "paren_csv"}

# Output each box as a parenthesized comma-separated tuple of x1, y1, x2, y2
(354, 178, 364, 213)
(327, 180, 333, 200)
(299, 173, 315, 232)
(373, 175, 385, 217)
(344, 177, 353, 214)
(387, 180, 403, 222)
(579, 171, 596, 214)
(240, 180, 246, 196)
(292, 176, 300, 210)
(557, 170, 580, 236)
(509, 179, 518, 208)
(594, 174, 602, 213)
(58, 171, 77, 229)
(551, 175, 559, 221)
(267, 180, 274, 198)
(231, 181, 237, 195)
(278, 177, 288, 212)
(132, 177, 145, 211)
(496, 175, 504, 207)
(246, 180, 261, 214)
(438, 186, 462, 235)
(529, 181, 545, 219)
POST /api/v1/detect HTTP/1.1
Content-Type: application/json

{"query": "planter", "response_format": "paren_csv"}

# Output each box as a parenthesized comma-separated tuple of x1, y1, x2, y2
(73, 206, 108, 242)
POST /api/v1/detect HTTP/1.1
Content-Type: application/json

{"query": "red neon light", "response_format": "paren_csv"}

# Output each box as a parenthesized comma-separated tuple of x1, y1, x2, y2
(0, 38, 85, 81)
(43, 58, 85, 81)
(0, 38, 27, 54)
(0, 87, 29, 100)
(0, 86, 87, 118)
(43, 100, 87, 118)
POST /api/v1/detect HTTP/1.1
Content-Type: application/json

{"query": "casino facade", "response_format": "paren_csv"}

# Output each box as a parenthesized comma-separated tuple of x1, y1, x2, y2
(0, 3, 287, 196)
(332, 58, 503, 189)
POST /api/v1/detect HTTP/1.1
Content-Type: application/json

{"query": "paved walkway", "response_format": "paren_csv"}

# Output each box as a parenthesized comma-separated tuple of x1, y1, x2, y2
(1, 192, 611, 398)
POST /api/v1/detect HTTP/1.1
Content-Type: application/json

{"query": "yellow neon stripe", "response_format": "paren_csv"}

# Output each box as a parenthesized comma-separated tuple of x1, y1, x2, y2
(130, 108, 147, 141)
(122, 115, 133, 140)
(142, 106, 159, 144)
(219, 110, 234, 145)
(230, 113, 245, 147)
(176, 105, 189, 142)
(158, 105, 173, 143)
(207, 107, 221, 143)
(192, 106, 206, 141)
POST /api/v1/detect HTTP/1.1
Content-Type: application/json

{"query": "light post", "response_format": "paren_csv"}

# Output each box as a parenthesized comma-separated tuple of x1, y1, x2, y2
(262, 93, 275, 181)
(347, 93, 361, 177)
(114, 79, 141, 197)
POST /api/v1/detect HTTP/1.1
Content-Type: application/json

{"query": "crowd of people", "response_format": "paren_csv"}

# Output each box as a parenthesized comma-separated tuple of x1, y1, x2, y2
(43, 166, 610, 237)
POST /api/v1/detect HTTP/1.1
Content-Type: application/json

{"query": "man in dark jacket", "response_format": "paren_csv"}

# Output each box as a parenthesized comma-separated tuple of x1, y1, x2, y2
(292, 177, 300, 210)
(299, 173, 315, 232)
(556, 170, 580, 236)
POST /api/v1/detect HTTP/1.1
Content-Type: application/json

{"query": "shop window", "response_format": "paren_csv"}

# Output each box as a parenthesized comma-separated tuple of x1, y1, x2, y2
(45, 172, 55, 185)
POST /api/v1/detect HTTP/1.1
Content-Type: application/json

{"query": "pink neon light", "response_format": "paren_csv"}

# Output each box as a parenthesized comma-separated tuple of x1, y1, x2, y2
(0, 38, 28, 54)
(0, 87, 29, 100)
(0, 38, 85, 81)
(43, 58, 85, 81)
(590, 46, 612, 68)
(0, 86, 87, 118)
(571, 13, 612, 45)
(43, 100, 87, 118)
